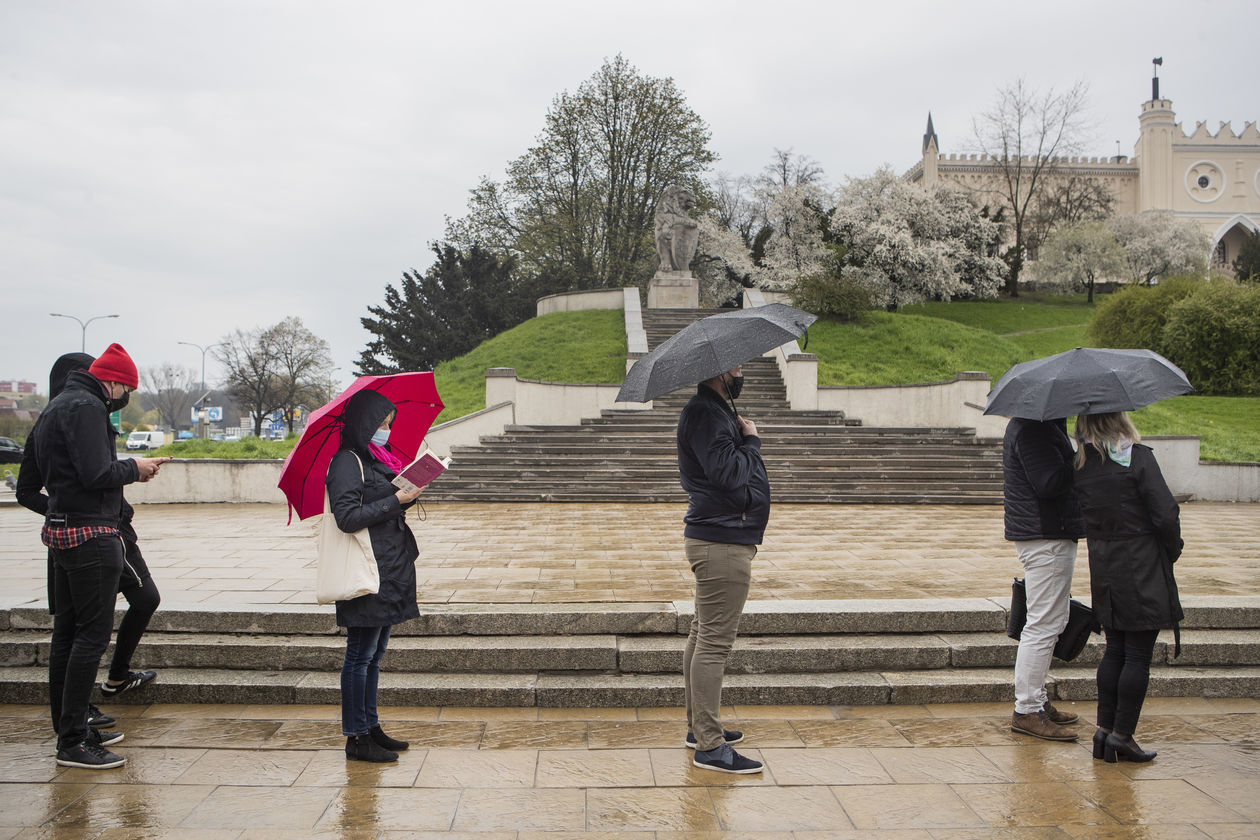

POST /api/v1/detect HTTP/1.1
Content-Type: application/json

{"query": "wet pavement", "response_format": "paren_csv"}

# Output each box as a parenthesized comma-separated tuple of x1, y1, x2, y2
(1, 502, 1258, 607)
(1, 698, 1258, 837)
(2, 501, 1258, 835)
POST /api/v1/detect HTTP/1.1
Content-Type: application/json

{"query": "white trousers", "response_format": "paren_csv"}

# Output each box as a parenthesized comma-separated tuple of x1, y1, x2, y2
(1013, 538, 1078, 714)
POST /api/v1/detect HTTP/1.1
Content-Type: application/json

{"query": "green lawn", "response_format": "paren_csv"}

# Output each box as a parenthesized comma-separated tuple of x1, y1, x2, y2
(1132, 396, 1260, 463)
(150, 436, 299, 459)
(900, 293, 1097, 334)
(432, 309, 627, 423)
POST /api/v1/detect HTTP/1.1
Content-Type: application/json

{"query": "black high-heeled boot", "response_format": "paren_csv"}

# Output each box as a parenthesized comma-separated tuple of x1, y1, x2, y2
(1092, 728, 1110, 760)
(1103, 732, 1156, 763)
(370, 725, 409, 751)
(345, 734, 398, 763)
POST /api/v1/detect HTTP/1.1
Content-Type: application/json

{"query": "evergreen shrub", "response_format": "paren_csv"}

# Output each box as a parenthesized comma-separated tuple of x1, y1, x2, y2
(790, 274, 874, 322)
(1162, 281, 1260, 395)
(1085, 275, 1198, 350)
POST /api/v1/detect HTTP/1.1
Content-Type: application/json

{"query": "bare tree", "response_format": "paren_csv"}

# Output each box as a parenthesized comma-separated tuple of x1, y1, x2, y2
(216, 326, 282, 437)
(140, 363, 198, 430)
(973, 79, 1090, 296)
(270, 317, 334, 433)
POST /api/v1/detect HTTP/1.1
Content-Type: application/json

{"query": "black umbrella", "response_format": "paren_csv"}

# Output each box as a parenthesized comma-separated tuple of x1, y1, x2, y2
(983, 347, 1192, 420)
(617, 303, 817, 403)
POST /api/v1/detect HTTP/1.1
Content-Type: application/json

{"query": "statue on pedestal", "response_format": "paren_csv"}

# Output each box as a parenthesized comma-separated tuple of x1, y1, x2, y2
(648, 185, 701, 308)
(654, 185, 699, 274)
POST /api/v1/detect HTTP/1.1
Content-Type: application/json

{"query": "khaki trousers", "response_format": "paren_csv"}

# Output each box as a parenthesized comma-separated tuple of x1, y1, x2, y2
(683, 537, 756, 751)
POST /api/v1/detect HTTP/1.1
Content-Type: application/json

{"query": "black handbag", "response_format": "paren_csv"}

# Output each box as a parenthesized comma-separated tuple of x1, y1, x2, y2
(1007, 577, 1101, 662)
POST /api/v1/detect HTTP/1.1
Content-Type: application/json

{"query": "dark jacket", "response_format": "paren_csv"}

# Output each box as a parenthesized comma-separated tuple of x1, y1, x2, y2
(1002, 418, 1084, 542)
(21, 369, 138, 528)
(677, 384, 771, 545)
(1075, 442, 1183, 631)
(326, 390, 419, 628)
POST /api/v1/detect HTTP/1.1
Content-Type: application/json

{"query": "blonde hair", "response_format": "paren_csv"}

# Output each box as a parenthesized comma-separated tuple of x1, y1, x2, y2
(1074, 412, 1141, 469)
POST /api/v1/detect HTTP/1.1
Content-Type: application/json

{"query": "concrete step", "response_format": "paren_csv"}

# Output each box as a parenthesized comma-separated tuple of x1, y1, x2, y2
(4, 664, 1257, 707)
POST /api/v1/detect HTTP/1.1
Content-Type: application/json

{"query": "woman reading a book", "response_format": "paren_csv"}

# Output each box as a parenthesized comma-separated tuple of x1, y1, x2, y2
(326, 390, 424, 762)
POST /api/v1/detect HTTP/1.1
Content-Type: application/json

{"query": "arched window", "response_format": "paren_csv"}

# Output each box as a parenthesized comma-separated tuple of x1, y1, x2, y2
(1212, 239, 1229, 268)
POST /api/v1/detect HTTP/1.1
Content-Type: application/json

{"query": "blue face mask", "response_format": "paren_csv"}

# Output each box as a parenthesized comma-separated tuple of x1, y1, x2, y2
(370, 428, 390, 447)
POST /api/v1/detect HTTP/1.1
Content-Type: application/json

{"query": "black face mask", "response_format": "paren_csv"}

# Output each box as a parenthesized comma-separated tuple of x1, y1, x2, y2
(111, 389, 130, 411)
(725, 374, 744, 401)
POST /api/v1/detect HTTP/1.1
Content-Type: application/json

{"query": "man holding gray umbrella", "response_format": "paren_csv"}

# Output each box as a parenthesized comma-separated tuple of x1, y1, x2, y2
(676, 363, 768, 774)
(617, 304, 815, 774)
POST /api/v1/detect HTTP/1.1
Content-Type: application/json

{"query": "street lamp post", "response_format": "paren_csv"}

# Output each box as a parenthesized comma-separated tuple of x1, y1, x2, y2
(179, 340, 224, 437)
(177, 340, 224, 394)
(49, 313, 119, 352)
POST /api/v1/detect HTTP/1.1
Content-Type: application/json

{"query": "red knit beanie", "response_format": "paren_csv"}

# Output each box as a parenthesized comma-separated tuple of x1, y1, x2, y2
(88, 343, 139, 389)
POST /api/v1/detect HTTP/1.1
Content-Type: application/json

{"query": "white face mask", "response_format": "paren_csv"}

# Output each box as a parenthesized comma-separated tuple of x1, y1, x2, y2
(370, 428, 390, 447)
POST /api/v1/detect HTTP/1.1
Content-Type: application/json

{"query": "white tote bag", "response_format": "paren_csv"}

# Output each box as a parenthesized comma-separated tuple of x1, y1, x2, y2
(314, 453, 379, 604)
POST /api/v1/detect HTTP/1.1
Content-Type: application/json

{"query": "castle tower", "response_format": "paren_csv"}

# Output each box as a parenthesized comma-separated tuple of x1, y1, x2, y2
(921, 113, 940, 186)
(1135, 70, 1175, 212)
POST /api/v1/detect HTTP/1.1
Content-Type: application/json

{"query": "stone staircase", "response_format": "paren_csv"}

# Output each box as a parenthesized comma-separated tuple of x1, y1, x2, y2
(2, 599, 1257, 707)
(427, 308, 1005, 504)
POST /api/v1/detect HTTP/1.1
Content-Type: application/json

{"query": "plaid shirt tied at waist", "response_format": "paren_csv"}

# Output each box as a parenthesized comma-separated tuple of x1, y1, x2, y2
(41, 524, 119, 550)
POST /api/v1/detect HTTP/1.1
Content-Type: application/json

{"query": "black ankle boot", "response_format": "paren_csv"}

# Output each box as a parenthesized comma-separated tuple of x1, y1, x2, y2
(370, 725, 409, 752)
(345, 734, 398, 763)
(1103, 732, 1156, 763)
(1092, 728, 1110, 760)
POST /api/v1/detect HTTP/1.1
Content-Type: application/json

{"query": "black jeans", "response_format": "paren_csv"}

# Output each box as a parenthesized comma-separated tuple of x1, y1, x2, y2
(1095, 627, 1160, 736)
(49, 535, 124, 749)
(108, 539, 160, 683)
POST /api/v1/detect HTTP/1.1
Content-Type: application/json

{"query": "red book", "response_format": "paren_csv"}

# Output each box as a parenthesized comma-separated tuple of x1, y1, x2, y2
(391, 449, 451, 493)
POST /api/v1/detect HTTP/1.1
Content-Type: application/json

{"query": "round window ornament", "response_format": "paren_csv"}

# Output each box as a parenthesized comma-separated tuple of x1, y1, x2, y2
(1186, 161, 1223, 203)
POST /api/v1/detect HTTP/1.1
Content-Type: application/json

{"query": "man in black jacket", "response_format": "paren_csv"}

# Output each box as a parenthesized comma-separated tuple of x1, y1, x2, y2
(21, 343, 166, 769)
(676, 364, 769, 774)
(1003, 417, 1085, 742)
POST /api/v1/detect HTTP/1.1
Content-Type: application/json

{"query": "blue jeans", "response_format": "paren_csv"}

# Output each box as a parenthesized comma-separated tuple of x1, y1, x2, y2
(341, 626, 390, 736)
(49, 535, 125, 749)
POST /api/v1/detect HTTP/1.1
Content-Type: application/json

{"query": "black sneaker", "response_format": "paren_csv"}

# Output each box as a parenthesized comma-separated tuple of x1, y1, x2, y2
(99, 670, 156, 697)
(89, 727, 124, 747)
(56, 740, 126, 770)
(684, 729, 744, 749)
(692, 742, 763, 774)
(87, 704, 116, 728)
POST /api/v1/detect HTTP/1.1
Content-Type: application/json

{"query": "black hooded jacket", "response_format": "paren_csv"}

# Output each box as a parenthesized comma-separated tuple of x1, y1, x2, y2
(326, 390, 420, 627)
(1002, 418, 1085, 542)
(677, 384, 771, 545)
(19, 367, 138, 528)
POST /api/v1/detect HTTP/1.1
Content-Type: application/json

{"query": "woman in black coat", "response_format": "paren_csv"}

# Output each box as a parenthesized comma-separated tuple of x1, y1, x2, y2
(1074, 411, 1183, 764)
(327, 390, 423, 762)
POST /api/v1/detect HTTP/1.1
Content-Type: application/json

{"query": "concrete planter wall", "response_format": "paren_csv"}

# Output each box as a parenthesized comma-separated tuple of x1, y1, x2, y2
(820, 374, 1010, 440)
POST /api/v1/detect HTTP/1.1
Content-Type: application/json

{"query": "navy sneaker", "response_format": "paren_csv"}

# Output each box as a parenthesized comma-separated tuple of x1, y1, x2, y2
(100, 670, 156, 697)
(87, 704, 116, 728)
(56, 740, 126, 770)
(684, 729, 743, 749)
(89, 728, 124, 747)
(692, 742, 763, 774)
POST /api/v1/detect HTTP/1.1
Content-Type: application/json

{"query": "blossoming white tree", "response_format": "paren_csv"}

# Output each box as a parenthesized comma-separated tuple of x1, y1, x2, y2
(1107, 211, 1211, 284)
(1030, 221, 1125, 302)
(831, 168, 1006, 309)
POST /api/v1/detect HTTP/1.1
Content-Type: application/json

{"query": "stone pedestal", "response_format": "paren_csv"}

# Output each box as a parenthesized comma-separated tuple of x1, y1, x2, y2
(646, 271, 698, 309)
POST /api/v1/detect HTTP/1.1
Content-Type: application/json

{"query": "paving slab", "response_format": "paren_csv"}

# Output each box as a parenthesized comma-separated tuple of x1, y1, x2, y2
(1, 501, 1255, 608)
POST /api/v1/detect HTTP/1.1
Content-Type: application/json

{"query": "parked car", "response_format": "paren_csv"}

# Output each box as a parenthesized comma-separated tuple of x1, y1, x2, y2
(126, 430, 166, 450)
(0, 436, 22, 464)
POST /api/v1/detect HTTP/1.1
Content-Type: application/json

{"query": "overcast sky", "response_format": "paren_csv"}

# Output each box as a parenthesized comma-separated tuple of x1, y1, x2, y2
(2, 0, 1255, 391)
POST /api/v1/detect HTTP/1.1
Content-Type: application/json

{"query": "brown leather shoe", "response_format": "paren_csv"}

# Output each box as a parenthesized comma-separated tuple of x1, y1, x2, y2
(1011, 711, 1078, 741)
(1042, 702, 1079, 725)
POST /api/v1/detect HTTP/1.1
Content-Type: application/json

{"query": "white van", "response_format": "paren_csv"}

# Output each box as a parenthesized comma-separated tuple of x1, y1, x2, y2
(126, 430, 166, 450)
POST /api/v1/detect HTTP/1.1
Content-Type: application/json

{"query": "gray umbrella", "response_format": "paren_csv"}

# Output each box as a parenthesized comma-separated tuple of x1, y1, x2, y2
(617, 303, 817, 403)
(983, 347, 1193, 420)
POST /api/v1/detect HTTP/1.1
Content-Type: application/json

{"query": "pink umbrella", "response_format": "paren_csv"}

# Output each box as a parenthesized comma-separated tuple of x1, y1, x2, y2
(278, 371, 444, 522)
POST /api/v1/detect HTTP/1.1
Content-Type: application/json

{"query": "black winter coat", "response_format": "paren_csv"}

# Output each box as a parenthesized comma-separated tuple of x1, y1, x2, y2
(677, 385, 770, 545)
(1075, 443, 1184, 631)
(1002, 418, 1084, 542)
(326, 392, 419, 628)
(21, 370, 139, 527)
